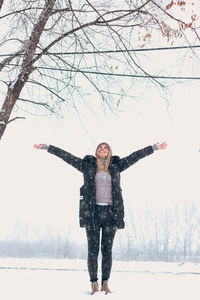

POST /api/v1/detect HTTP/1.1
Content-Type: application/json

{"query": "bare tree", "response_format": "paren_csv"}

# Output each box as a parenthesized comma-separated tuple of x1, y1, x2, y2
(124, 202, 200, 262)
(181, 202, 198, 261)
(0, 0, 199, 141)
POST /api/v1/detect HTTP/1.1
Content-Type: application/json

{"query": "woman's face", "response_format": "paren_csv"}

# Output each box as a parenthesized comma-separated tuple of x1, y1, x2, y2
(97, 144, 109, 159)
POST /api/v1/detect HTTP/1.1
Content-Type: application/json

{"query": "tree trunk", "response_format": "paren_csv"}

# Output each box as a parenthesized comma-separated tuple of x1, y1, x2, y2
(0, 0, 56, 141)
(0, 78, 30, 139)
(0, 0, 4, 11)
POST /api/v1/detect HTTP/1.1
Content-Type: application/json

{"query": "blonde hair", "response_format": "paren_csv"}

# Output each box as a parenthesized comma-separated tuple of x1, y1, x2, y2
(96, 143, 112, 173)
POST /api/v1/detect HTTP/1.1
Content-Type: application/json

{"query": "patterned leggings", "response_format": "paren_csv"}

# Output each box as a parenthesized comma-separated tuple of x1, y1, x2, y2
(85, 205, 117, 283)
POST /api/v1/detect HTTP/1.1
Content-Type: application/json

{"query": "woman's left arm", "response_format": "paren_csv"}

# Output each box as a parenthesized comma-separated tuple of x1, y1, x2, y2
(119, 142, 167, 172)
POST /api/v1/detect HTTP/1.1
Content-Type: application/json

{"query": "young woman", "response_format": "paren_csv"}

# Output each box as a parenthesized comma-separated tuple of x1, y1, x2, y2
(34, 141, 167, 294)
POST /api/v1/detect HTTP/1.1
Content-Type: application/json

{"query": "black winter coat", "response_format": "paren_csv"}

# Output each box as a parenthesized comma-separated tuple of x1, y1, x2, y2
(48, 145, 154, 229)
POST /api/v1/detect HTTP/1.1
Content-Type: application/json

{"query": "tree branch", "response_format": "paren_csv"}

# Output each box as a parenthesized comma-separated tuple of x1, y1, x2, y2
(32, 20, 100, 65)
(151, 0, 195, 30)
(18, 97, 55, 113)
(0, 49, 25, 72)
(7, 116, 25, 124)
(0, 7, 44, 20)
(31, 2, 151, 65)
(85, 0, 163, 87)
(48, 51, 105, 100)
(27, 79, 66, 103)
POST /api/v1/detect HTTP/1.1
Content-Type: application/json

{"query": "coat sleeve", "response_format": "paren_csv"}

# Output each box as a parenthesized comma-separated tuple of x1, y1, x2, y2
(48, 145, 83, 172)
(118, 145, 154, 172)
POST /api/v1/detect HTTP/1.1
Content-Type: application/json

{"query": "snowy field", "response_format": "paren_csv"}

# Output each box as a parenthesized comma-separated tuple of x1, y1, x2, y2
(0, 258, 199, 300)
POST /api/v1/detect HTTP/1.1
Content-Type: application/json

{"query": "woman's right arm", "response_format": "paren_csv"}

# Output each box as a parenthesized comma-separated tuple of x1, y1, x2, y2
(33, 144, 83, 172)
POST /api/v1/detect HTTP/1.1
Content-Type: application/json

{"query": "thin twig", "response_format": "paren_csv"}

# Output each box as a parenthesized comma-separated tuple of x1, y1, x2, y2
(7, 116, 25, 124)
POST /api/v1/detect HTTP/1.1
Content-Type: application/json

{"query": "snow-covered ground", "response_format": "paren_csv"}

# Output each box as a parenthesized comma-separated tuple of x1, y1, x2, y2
(0, 258, 199, 300)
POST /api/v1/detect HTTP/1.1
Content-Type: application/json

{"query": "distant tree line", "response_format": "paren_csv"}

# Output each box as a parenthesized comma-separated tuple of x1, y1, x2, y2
(0, 202, 199, 262)
(114, 201, 200, 262)
(0, 238, 86, 259)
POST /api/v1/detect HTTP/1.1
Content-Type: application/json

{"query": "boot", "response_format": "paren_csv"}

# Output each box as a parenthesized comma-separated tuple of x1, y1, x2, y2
(101, 280, 112, 294)
(91, 281, 99, 295)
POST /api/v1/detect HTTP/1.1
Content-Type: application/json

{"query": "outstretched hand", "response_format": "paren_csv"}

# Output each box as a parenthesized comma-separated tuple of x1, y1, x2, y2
(156, 142, 167, 150)
(34, 144, 43, 149)
(33, 144, 48, 150)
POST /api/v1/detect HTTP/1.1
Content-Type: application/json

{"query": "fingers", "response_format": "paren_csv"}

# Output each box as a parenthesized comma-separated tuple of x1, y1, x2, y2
(157, 142, 167, 150)
(33, 144, 42, 149)
(160, 142, 167, 149)
(162, 142, 167, 149)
